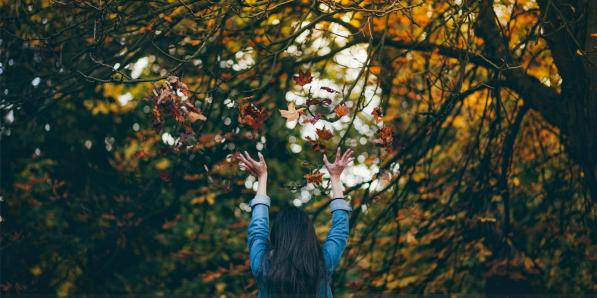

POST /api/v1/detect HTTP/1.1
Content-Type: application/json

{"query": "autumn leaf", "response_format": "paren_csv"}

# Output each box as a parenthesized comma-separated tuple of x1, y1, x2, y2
(305, 136, 327, 153)
(372, 106, 383, 121)
(238, 102, 267, 130)
(334, 104, 349, 117)
(306, 98, 332, 106)
(171, 105, 185, 124)
(279, 102, 304, 122)
(188, 111, 207, 122)
(159, 171, 171, 182)
(306, 98, 321, 106)
(369, 65, 381, 75)
(135, 150, 146, 159)
(374, 126, 394, 149)
(302, 114, 321, 125)
(304, 170, 324, 185)
(293, 70, 313, 86)
(316, 127, 333, 140)
(321, 86, 339, 93)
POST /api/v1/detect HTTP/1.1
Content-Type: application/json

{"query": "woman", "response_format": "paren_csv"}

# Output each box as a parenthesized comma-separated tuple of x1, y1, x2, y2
(237, 147, 354, 298)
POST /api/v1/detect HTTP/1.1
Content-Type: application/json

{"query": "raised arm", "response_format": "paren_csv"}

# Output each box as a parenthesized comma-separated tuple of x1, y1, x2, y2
(238, 151, 269, 278)
(322, 147, 354, 275)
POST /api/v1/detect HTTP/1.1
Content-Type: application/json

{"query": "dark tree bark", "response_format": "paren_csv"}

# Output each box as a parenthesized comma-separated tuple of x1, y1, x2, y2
(473, 0, 597, 200)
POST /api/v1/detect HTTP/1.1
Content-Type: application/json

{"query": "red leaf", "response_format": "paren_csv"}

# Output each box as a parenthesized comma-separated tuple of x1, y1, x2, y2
(304, 170, 324, 185)
(321, 86, 339, 93)
(159, 171, 171, 182)
(293, 71, 313, 86)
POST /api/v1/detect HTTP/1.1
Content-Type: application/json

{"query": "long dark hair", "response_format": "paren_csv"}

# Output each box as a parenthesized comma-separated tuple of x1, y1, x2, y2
(265, 206, 328, 298)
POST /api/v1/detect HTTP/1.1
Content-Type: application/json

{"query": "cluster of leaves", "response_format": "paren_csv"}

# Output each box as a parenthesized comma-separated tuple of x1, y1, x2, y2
(150, 76, 207, 151)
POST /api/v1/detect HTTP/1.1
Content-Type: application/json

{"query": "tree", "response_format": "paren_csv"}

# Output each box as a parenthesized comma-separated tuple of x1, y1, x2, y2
(1, 0, 594, 295)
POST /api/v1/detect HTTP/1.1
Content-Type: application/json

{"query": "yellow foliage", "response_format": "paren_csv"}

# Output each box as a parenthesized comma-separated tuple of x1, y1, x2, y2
(30, 265, 42, 276)
(154, 158, 171, 170)
(192, 193, 216, 205)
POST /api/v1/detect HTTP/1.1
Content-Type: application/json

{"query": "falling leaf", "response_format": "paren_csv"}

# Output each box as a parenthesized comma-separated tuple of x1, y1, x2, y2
(306, 98, 321, 106)
(159, 171, 171, 182)
(372, 106, 383, 121)
(304, 170, 324, 185)
(305, 136, 327, 153)
(135, 150, 146, 159)
(321, 86, 339, 93)
(172, 248, 194, 259)
(334, 104, 349, 117)
(316, 127, 333, 140)
(306, 98, 332, 106)
(576, 49, 584, 56)
(188, 111, 207, 122)
(302, 114, 321, 125)
(293, 71, 313, 86)
(369, 66, 381, 75)
(238, 102, 267, 130)
(373, 126, 393, 149)
(279, 102, 304, 122)
(171, 105, 185, 124)
(157, 88, 174, 104)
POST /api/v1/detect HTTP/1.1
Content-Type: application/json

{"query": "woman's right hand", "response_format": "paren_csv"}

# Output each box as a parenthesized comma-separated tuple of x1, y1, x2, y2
(237, 151, 268, 179)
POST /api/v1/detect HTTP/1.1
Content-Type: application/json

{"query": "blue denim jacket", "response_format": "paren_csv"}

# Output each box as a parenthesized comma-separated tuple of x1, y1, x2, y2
(247, 194, 352, 298)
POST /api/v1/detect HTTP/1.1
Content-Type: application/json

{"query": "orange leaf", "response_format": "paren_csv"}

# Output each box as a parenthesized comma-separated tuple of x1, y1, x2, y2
(304, 171, 324, 185)
(369, 66, 381, 75)
(334, 104, 349, 117)
(188, 111, 207, 122)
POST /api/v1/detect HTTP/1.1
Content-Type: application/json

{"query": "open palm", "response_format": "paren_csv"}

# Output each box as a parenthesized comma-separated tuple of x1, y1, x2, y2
(237, 151, 267, 178)
(323, 147, 354, 178)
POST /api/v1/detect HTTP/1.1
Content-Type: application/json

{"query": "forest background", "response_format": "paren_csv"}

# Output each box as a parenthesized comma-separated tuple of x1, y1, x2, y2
(1, 0, 595, 296)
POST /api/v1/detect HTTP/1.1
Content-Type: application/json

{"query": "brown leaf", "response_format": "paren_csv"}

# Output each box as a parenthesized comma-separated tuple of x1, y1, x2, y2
(171, 105, 185, 123)
(239, 102, 267, 130)
(316, 127, 333, 140)
(373, 126, 394, 149)
(372, 106, 383, 121)
(305, 136, 327, 153)
(293, 71, 313, 86)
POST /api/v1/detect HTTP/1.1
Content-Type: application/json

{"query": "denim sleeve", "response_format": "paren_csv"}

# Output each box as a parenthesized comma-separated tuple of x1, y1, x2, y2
(322, 198, 352, 275)
(247, 194, 271, 278)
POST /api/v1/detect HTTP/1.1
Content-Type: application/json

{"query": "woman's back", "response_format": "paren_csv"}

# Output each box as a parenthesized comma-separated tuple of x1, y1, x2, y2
(248, 200, 352, 297)
(238, 147, 355, 297)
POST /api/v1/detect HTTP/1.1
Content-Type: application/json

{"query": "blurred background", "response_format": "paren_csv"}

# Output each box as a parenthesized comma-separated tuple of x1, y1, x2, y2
(1, 0, 595, 296)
